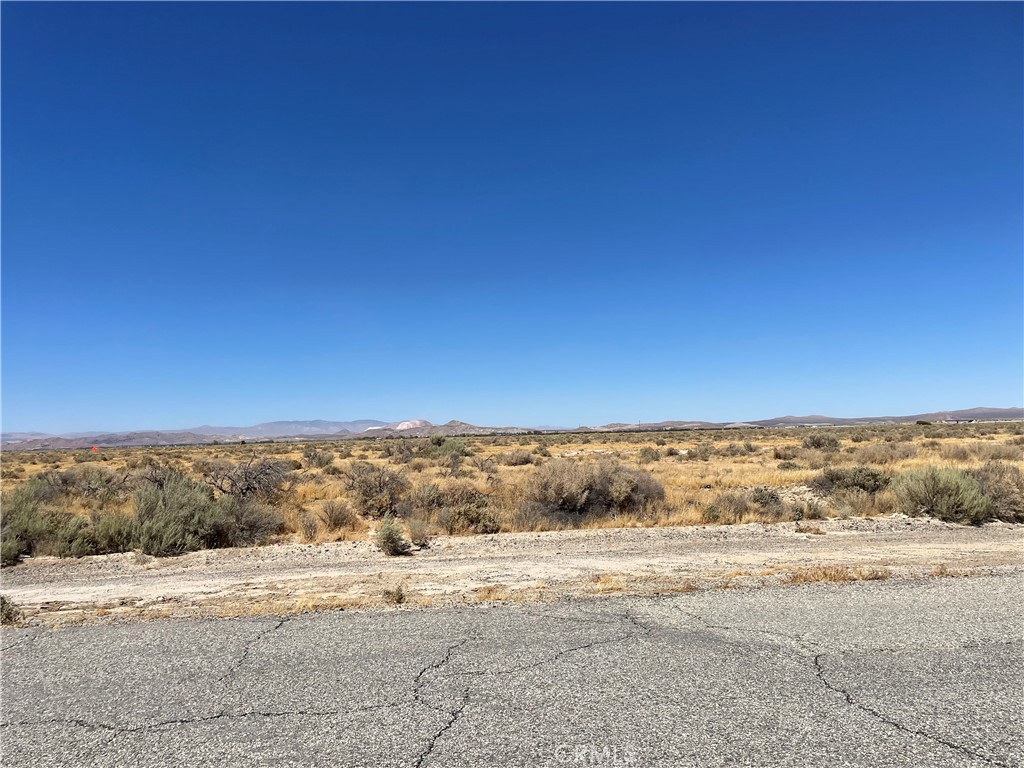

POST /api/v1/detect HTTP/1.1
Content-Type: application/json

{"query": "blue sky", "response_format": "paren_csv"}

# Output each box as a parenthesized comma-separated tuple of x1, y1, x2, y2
(2, 2, 1021, 433)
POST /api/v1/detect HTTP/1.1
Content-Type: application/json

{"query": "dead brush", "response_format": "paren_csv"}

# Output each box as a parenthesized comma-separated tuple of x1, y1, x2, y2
(794, 522, 825, 535)
(783, 565, 891, 584)
(319, 500, 359, 532)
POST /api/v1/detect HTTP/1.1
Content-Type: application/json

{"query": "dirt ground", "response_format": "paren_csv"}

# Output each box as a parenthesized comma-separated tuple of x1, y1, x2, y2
(2, 515, 1021, 627)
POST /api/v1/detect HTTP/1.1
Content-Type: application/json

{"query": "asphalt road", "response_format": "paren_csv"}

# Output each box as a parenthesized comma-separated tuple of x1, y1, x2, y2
(2, 575, 1021, 768)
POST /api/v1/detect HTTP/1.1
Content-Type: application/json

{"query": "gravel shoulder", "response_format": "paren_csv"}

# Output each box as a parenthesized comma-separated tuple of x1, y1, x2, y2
(1, 516, 1021, 626)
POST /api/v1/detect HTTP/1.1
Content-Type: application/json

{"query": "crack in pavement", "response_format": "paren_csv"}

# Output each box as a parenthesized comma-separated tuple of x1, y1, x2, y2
(217, 617, 290, 683)
(812, 653, 1012, 768)
(0, 701, 403, 738)
(411, 639, 471, 767)
(409, 613, 655, 767)
(0, 628, 45, 654)
(671, 603, 1013, 768)
(0, 616, 305, 747)
(414, 687, 471, 768)
(456, 610, 655, 681)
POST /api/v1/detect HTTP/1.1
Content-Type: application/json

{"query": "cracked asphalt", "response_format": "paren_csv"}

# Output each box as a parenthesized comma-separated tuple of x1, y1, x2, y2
(2, 574, 1021, 768)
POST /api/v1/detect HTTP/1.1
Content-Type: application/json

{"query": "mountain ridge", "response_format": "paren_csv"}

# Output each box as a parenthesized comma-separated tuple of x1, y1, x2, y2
(3, 407, 1020, 450)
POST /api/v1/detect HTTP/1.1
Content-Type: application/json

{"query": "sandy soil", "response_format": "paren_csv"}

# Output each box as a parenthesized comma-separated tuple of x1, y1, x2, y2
(2, 515, 1021, 626)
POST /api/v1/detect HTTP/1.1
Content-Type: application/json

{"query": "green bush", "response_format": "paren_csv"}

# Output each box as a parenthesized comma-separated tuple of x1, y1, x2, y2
(133, 471, 232, 556)
(1, 478, 63, 564)
(892, 466, 991, 525)
(375, 514, 411, 556)
(0, 595, 22, 625)
(302, 446, 334, 469)
(968, 461, 1024, 523)
(219, 497, 284, 547)
(810, 466, 890, 495)
(92, 511, 138, 554)
(802, 434, 840, 452)
(638, 447, 661, 464)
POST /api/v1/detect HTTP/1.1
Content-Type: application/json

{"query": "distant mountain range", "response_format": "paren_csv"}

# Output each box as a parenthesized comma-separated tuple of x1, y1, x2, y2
(2, 407, 1021, 450)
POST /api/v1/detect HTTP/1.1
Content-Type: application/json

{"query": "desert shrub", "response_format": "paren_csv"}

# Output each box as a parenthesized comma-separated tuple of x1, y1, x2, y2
(855, 442, 917, 465)
(968, 462, 1024, 523)
(496, 450, 534, 466)
(810, 466, 890, 495)
(220, 497, 284, 546)
(406, 517, 431, 547)
(92, 511, 138, 554)
(701, 492, 753, 525)
(938, 444, 971, 462)
(778, 461, 801, 470)
(200, 456, 291, 501)
(405, 482, 441, 515)
(638, 447, 661, 464)
(375, 514, 411, 556)
(664, 447, 680, 457)
(719, 443, 746, 457)
(702, 487, 803, 524)
(0, 595, 22, 625)
(382, 584, 406, 604)
(802, 434, 840, 452)
(519, 459, 664, 524)
(419, 438, 472, 460)
(470, 456, 496, 474)
(0, 537, 26, 568)
(302, 446, 334, 469)
(750, 486, 782, 507)
(54, 514, 97, 558)
(790, 500, 826, 521)
(773, 446, 798, 460)
(417, 482, 498, 535)
(133, 471, 232, 556)
(320, 500, 359, 531)
(296, 510, 320, 542)
(382, 441, 414, 465)
(684, 444, 714, 462)
(56, 466, 130, 505)
(340, 462, 409, 517)
(511, 502, 551, 531)
(0, 478, 64, 564)
(974, 444, 1021, 462)
(892, 466, 991, 525)
(437, 452, 464, 477)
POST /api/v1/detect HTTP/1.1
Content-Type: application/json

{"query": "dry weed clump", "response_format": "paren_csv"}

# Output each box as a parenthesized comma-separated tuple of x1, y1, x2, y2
(783, 565, 890, 584)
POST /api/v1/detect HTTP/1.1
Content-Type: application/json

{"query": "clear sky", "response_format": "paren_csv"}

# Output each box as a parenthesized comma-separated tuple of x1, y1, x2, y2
(2, 2, 1021, 434)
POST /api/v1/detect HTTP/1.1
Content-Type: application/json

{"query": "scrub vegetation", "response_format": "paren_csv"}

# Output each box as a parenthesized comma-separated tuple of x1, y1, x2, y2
(2, 421, 1021, 566)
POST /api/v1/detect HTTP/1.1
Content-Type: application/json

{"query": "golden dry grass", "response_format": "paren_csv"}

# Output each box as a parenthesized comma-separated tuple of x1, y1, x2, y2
(783, 565, 892, 584)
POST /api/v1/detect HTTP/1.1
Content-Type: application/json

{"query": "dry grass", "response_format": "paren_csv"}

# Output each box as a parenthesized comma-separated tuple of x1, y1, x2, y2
(783, 565, 891, 584)
(588, 573, 626, 593)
